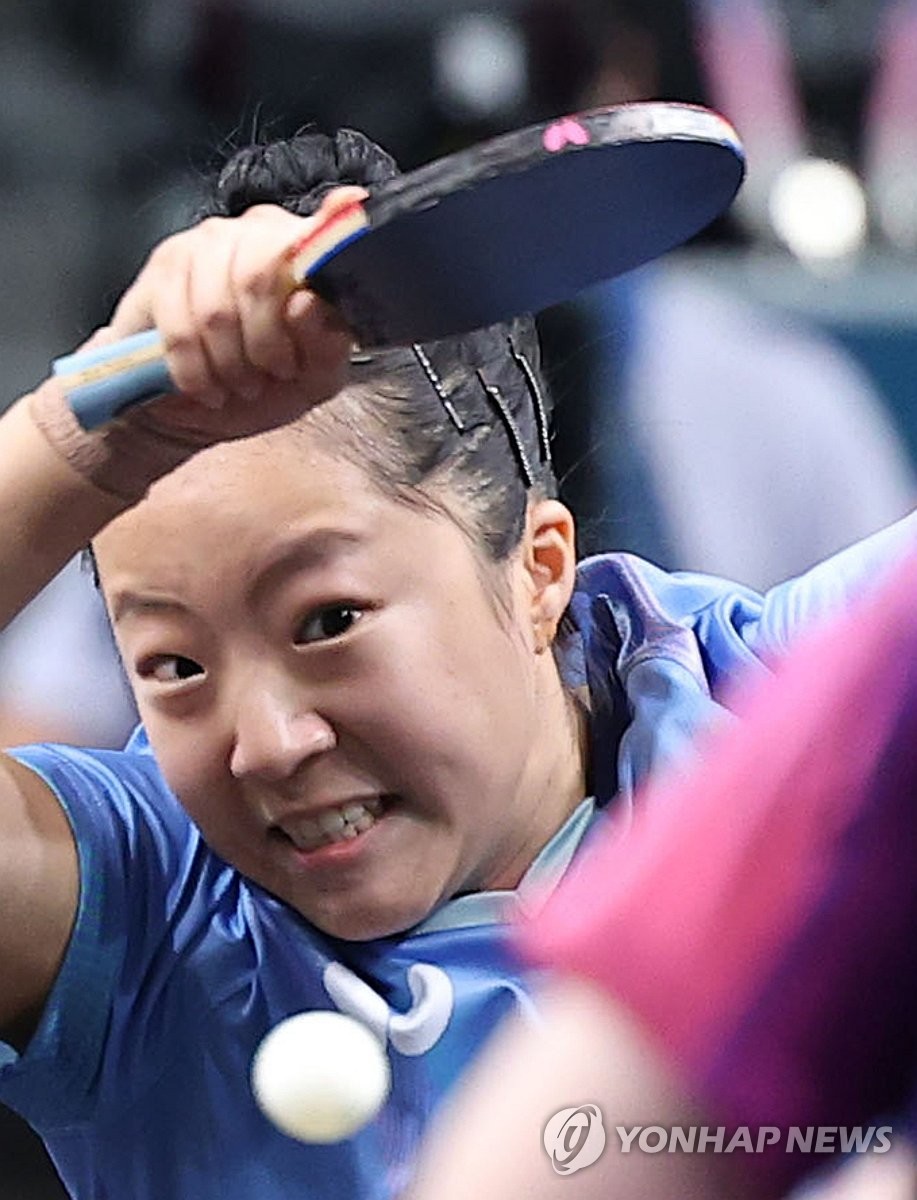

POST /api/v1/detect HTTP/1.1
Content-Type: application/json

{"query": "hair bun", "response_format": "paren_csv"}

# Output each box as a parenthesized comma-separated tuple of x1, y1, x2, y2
(203, 129, 400, 220)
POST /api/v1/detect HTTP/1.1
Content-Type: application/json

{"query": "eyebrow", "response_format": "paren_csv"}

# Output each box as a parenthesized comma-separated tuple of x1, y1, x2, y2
(109, 593, 192, 625)
(109, 527, 369, 625)
(248, 526, 368, 607)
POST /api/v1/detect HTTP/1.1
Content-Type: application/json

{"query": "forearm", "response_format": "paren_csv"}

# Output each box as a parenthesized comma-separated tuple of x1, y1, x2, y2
(0, 384, 129, 629)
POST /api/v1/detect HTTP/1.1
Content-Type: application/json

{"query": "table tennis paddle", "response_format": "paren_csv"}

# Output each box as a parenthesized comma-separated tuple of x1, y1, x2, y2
(54, 101, 744, 430)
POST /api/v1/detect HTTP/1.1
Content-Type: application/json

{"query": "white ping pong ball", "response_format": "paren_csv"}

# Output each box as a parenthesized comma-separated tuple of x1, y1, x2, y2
(251, 1011, 391, 1143)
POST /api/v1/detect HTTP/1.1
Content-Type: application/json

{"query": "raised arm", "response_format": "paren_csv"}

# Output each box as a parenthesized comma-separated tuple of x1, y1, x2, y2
(0, 752, 79, 1049)
(0, 193, 356, 1046)
(0, 389, 128, 1046)
(0, 390, 129, 629)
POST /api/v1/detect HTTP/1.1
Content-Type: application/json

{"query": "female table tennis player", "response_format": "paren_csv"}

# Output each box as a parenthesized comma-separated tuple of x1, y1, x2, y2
(0, 126, 915, 1200)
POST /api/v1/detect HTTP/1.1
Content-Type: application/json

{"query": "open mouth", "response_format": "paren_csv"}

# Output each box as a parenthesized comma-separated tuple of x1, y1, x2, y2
(272, 796, 389, 853)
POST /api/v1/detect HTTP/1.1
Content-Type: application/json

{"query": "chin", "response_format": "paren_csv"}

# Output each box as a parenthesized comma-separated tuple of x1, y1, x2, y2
(301, 892, 438, 942)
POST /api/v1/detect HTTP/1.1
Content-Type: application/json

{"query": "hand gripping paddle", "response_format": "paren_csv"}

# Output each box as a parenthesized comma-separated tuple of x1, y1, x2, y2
(53, 101, 744, 429)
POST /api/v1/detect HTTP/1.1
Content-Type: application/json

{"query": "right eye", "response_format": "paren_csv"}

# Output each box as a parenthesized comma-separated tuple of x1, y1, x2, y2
(295, 603, 365, 646)
(137, 655, 204, 684)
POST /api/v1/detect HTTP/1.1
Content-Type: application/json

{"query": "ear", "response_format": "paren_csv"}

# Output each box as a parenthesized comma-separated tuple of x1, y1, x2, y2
(523, 499, 577, 653)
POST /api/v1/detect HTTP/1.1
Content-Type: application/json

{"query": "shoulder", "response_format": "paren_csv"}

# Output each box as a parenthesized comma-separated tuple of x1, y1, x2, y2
(9, 733, 190, 851)
(4, 733, 222, 931)
(569, 551, 765, 682)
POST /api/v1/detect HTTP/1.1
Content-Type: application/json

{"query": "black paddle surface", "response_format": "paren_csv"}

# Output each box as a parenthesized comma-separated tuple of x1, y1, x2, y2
(54, 101, 745, 429)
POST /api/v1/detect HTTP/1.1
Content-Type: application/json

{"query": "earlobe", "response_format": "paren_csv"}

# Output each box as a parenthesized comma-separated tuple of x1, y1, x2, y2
(525, 499, 577, 650)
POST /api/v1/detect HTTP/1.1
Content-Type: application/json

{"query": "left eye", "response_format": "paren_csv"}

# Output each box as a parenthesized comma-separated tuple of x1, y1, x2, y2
(295, 604, 364, 645)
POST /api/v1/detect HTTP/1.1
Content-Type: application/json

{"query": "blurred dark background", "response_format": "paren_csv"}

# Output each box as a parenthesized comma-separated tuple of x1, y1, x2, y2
(2, 2, 917, 1196)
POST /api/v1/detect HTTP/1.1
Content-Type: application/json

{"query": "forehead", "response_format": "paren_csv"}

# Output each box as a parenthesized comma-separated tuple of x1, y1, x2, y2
(92, 425, 394, 583)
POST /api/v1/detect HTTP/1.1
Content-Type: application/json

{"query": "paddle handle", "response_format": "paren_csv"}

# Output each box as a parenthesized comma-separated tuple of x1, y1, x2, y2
(54, 194, 370, 431)
(53, 331, 171, 430)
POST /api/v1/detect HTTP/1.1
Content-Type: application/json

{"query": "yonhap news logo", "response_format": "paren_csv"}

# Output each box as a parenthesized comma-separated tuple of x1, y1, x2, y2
(543, 1105, 606, 1174)
(542, 1110, 895, 1176)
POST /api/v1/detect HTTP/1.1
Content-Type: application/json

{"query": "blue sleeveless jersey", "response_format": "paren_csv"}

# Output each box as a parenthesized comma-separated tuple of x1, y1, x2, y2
(1, 514, 914, 1199)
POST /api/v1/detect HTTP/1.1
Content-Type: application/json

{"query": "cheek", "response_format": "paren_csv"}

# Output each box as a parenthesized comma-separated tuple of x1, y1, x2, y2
(345, 607, 536, 792)
(140, 715, 231, 831)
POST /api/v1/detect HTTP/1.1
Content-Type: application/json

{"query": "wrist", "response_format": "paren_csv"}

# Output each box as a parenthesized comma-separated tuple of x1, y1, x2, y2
(28, 376, 195, 505)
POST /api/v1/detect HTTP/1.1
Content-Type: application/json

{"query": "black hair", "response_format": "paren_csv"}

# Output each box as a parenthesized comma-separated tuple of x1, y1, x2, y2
(197, 128, 558, 563)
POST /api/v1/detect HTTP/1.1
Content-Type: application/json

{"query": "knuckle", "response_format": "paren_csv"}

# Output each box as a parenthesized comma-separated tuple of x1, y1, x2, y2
(159, 327, 197, 358)
(158, 330, 209, 391)
(198, 305, 236, 336)
(168, 360, 211, 398)
(147, 233, 185, 271)
(234, 259, 279, 299)
(197, 215, 232, 239)
(241, 203, 287, 224)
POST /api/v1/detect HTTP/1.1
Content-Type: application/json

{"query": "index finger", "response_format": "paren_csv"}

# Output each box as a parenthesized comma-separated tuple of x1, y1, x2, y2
(284, 186, 371, 289)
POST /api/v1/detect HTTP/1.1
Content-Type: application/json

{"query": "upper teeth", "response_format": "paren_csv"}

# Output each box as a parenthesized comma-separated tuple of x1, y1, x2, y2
(284, 799, 383, 850)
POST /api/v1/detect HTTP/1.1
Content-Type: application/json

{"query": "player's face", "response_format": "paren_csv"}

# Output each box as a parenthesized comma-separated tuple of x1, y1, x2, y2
(93, 421, 584, 939)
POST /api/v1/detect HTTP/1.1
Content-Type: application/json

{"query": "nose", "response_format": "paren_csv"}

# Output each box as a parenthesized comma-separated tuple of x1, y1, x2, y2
(229, 686, 336, 782)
